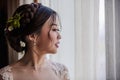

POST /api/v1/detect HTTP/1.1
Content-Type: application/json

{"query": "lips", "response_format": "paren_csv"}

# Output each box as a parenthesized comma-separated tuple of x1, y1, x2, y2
(55, 42, 60, 48)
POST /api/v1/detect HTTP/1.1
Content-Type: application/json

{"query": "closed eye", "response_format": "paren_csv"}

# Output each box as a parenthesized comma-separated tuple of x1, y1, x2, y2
(52, 29, 60, 32)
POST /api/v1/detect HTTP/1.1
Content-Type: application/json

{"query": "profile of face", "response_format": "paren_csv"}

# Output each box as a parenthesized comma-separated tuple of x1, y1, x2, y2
(29, 16, 61, 54)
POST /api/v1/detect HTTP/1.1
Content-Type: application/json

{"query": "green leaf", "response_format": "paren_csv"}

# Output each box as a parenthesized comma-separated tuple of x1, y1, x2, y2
(7, 13, 22, 31)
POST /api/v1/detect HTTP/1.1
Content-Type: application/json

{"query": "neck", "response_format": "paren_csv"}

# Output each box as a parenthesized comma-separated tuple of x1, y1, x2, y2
(20, 49, 47, 70)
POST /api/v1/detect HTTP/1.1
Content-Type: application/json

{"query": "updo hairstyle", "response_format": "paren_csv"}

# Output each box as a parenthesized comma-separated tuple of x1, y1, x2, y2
(5, 3, 58, 52)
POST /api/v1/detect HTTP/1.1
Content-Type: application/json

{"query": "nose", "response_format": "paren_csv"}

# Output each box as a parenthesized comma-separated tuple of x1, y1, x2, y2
(57, 32, 61, 39)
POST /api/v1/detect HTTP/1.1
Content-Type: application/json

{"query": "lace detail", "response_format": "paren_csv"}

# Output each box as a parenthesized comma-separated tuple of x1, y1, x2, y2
(0, 66, 13, 80)
(0, 62, 70, 80)
(50, 62, 70, 80)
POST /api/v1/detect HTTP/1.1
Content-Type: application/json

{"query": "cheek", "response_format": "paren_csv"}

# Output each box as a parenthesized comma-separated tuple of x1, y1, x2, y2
(35, 31, 58, 51)
(49, 31, 58, 41)
(36, 35, 51, 49)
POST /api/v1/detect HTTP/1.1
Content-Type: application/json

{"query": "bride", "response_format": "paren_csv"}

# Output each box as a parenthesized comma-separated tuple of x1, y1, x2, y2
(0, 3, 70, 80)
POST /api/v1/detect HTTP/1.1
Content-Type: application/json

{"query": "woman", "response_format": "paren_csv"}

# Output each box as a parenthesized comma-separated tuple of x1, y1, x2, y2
(0, 3, 70, 80)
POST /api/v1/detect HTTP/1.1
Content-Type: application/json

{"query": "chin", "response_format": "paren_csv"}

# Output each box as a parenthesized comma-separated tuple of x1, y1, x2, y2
(48, 50, 57, 54)
(51, 51, 57, 54)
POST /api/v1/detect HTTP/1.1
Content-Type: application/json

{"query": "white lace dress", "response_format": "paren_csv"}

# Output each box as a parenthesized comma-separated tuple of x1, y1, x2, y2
(0, 62, 70, 80)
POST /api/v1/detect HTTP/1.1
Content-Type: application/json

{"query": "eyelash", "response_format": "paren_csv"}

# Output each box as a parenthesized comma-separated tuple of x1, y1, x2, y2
(52, 29, 60, 32)
(50, 23, 61, 32)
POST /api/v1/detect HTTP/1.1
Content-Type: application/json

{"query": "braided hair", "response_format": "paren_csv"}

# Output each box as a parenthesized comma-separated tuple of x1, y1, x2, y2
(5, 3, 58, 52)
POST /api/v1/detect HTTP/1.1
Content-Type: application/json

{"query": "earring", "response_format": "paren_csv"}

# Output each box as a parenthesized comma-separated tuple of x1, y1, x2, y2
(33, 42, 36, 46)
(20, 41, 26, 47)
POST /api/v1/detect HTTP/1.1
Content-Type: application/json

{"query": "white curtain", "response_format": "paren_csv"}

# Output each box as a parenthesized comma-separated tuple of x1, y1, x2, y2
(75, 0, 106, 80)
(105, 0, 120, 80)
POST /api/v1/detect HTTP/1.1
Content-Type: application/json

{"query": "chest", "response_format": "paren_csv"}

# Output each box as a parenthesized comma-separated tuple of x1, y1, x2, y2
(13, 68, 61, 80)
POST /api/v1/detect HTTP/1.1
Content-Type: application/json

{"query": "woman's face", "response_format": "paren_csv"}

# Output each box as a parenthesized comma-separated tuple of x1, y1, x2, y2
(35, 16, 61, 53)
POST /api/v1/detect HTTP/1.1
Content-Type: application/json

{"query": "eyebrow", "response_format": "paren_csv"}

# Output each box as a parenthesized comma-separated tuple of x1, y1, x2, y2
(49, 22, 61, 29)
(51, 23, 58, 26)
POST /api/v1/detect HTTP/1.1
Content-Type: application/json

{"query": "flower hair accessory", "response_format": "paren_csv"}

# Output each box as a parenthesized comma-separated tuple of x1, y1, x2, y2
(7, 13, 22, 31)
(20, 41, 26, 47)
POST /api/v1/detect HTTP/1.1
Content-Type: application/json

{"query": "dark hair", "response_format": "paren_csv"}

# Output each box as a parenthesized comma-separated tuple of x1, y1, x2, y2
(5, 3, 59, 52)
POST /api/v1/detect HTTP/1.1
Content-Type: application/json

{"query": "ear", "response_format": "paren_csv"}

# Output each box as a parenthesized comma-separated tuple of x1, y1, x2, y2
(27, 33, 38, 42)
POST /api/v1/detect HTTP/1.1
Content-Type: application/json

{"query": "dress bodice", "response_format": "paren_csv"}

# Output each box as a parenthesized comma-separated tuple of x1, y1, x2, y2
(0, 62, 70, 80)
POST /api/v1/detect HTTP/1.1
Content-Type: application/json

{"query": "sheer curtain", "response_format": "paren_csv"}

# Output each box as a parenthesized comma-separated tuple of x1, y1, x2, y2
(105, 0, 120, 80)
(75, 0, 106, 80)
